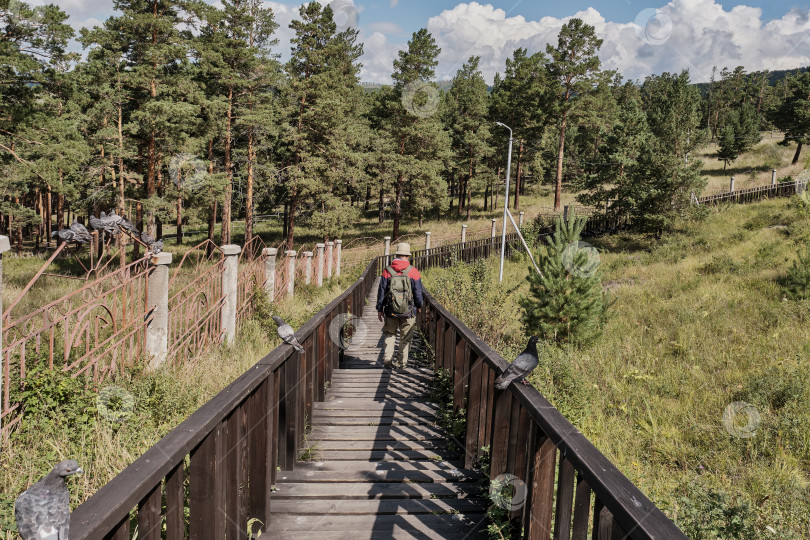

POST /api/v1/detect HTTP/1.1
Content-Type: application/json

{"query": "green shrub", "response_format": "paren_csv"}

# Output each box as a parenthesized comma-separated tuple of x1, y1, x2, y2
(520, 216, 609, 346)
(676, 479, 758, 540)
(783, 243, 810, 300)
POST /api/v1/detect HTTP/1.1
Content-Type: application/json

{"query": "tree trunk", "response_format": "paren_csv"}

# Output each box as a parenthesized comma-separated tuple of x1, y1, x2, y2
(56, 193, 64, 230)
(392, 173, 403, 240)
(494, 168, 500, 210)
(483, 182, 489, 211)
(466, 157, 473, 220)
(792, 141, 803, 165)
(35, 188, 41, 250)
(245, 129, 255, 247)
(45, 184, 52, 247)
(514, 141, 523, 210)
(378, 186, 384, 224)
(207, 139, 216, 254)
(364, 184, 371, 213)
(286, 192, 297, 246)
(176, 194, 183, 246)
(222, 86, 233, 245)
(554, 114, 567, 211)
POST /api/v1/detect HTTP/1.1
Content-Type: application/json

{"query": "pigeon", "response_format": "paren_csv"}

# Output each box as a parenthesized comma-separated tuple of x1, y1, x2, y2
(89, 212, 119, 234)
(272, 315, 304, 353)
(107, 210, 138, 233)
(15, 460, 83, 540)
(69, 220, 92, 243)
(50, 228, 80, 244)
(494, 336, 540, 390)
(139, 230, 163, 254)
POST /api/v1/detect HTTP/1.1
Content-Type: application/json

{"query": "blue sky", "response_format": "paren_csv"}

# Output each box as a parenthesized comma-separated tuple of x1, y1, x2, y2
(56, 0, 810, 83)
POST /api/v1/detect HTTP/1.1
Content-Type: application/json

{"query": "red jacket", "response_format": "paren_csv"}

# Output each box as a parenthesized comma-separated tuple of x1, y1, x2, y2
(376, 258, 424, 316)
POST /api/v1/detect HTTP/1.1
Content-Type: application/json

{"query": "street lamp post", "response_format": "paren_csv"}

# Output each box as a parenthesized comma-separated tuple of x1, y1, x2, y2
(495, 122, 513, 283)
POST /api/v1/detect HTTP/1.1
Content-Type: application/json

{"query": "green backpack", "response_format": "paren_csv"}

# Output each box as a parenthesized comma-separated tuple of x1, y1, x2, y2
(385, 265, 414, 317)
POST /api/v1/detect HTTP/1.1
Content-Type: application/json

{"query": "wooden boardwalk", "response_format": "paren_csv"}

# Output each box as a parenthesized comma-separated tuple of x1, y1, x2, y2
(269, 278, 488, 539)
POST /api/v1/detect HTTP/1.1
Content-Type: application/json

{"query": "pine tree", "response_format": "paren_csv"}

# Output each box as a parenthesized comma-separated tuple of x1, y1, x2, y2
(520, 215, 608, 345)
(546, 19, 603, 211)
(785, 243, 810, 301)
(446, 56, 492, 220)
(771, 71, 810, 165)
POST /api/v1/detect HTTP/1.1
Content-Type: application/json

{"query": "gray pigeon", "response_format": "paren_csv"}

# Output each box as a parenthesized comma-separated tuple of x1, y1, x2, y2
(139, 231, 163, 254)
(50, 228, 79, 244)
(89, 212, 119, 235)
(69, 220, 92, 244)
(15, 460, 83, 540)
(107, 210, 137, 233)
(495, 336, 539, 390)
(272, 315, 304, 353)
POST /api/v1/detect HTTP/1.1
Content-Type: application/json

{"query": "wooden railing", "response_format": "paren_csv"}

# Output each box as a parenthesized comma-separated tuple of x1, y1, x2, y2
(696, 179, 807, 205)
(418, 294, 687, 539)
(69, 234, 685, 538)
(69, 259, 378, 538)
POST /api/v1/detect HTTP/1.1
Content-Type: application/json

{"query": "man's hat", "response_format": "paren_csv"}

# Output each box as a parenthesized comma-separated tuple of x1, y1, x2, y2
(394, 242, 411, 257)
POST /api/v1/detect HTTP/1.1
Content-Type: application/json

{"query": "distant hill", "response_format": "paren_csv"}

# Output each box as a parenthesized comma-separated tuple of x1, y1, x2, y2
(693, 66, 808, 95)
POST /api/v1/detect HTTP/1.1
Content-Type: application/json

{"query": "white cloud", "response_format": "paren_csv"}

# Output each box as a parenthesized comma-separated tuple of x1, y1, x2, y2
(367, 21, 405, 35)
(423, 1, 810, 84)
(390, 0, 399, 7)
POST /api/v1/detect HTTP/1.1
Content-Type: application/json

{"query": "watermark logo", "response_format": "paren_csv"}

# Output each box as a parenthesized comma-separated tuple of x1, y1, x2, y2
(169, 153, 208, 193)
(489, 473, 528, 511)
(6, 0, 44, 24)
(329, 312, 369, 349)
(634, 8, 673, 46)
(562, 240, 601, 278)
(722, 401, 761, 438)
(401, 81, 440, 118)
(330, 0, 359, 32)
(96, 386, 136, 423)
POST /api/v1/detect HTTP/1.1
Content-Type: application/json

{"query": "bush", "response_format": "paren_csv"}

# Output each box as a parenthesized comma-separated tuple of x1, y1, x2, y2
(784, 243, 810, 300)
(520, 216, 609, 346)
(676, 479, 758, 540)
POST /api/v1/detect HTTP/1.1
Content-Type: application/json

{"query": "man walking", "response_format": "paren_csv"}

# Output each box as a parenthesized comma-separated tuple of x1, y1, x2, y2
(376, 243, 424, 370)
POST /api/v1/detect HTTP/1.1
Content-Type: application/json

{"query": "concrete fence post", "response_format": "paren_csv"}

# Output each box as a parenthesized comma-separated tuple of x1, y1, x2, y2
(316, 243, 325, 286)
(304, 251, 314, 284)
(285, 250, 296, 297)
(461, 225, 467, 244)
(325, 241, 334, 279)
(221, 244, 241, 345)
(0, 236, 10, 405)
(335, 239, 342, 277)
(425, 232, 431, 251)
(729, 176, 735, 192)
(518, 212, 524, 229)
(384, 237, 391, 257)
(146, 251, 173, 368)
(263, 247, 277, 303)
(563, 205, 570, 222)
(490, 219, 497, 238)
(772, 169, 777, 186)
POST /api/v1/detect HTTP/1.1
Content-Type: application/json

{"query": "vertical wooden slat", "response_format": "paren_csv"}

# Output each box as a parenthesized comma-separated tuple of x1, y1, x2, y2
(477, 364, 493, 458)
(453, 338, 466, 412)
(317, 323, 326, 401)
(443, 324, 454, 372)
(571, 474, 592, 540)
(489, 388, 512, 479)
(276, 363, 288, 471)
(190, 424, 225, 539)
(528, 436, 557, 540)
(464, 356, 482, 468)
(596, 504, 617, 540)
(435, 317, 445, 371)
(284, 355, 299, 469)
(592, 499, 604, 540)
(247, 381, 268, 528)
(225, 404, 248, 540)
(109, 515, 131, 540)
(137, 484, 162, 540)
(165, 462, 185, 539)
(298, 347, 306, 446)
(505, 398, 522, 474)
(553, 457, 576, 540)
(266, 371, 278, 516)
(305, 335, 314, 424)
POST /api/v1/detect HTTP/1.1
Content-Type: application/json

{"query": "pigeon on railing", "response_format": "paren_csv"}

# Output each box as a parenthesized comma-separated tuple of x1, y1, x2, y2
(495, 336, 539, 390)
(51, 227, 88, 244)
(89, 212, 120, 235)
(139, 230, 164, 254)
(272, 315, 304, 353)
(15, 460, 83, 540)
(69, 220, 92, 243)
(107, 210, 138, 233)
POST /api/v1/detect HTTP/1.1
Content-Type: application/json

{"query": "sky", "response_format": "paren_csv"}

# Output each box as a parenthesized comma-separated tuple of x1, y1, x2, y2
(53, 0, 810, 84)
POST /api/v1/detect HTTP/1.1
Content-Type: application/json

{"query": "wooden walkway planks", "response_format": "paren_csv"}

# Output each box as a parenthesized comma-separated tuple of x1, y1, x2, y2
(269, 278, 488, 539)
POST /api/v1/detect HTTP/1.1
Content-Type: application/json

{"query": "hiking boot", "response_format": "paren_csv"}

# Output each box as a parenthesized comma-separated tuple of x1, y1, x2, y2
(383, 361, 393, 370)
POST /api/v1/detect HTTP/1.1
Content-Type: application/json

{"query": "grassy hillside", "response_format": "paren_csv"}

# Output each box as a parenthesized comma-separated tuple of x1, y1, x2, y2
(423, 198, 810, 539)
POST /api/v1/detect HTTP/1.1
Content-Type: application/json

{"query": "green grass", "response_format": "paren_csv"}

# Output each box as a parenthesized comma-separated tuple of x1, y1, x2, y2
(0, 273, 354, 537)
(423, 198, 810, 539)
